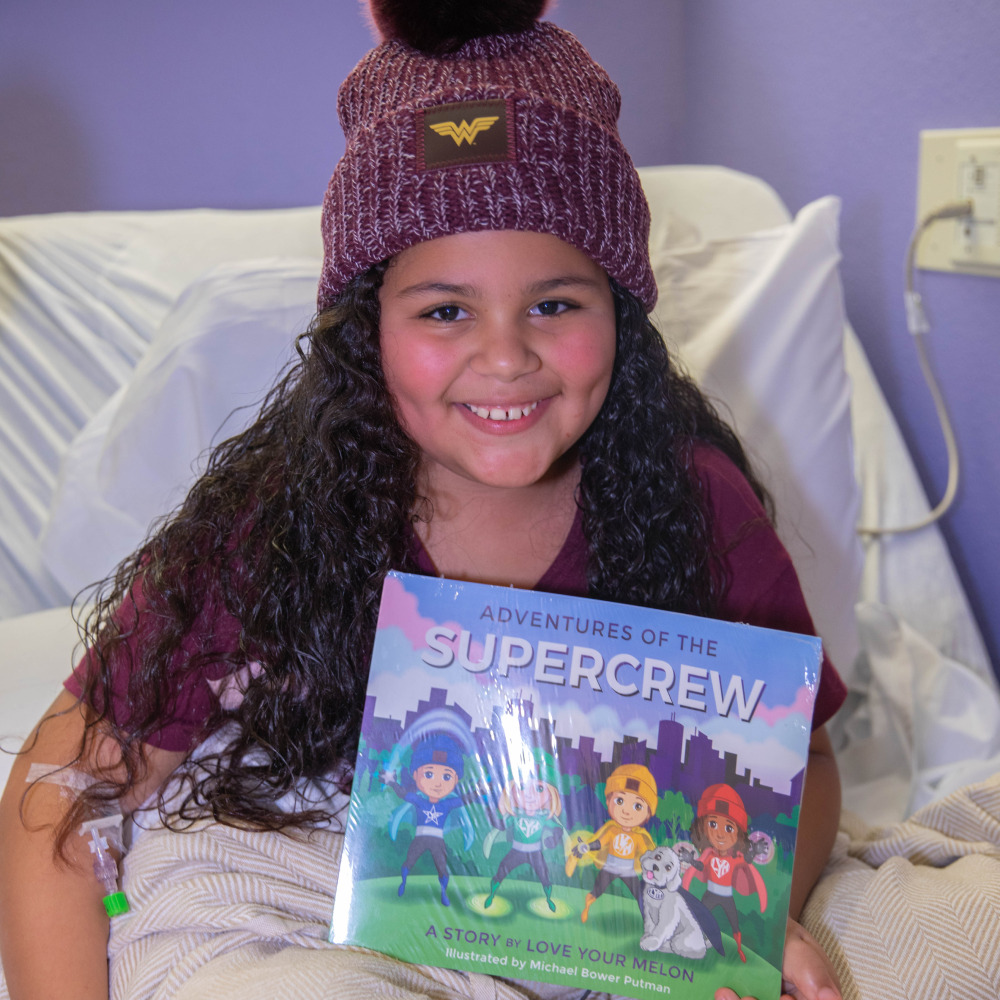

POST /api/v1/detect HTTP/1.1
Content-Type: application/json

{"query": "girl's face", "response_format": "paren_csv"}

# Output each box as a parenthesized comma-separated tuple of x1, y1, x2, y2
(513, 778, 551, 814)
(379, 231, 616, 497)
(705, 812, 740, 853)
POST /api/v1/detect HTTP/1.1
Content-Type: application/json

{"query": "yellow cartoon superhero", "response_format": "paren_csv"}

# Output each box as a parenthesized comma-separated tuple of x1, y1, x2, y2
(567, 763, 658, 923)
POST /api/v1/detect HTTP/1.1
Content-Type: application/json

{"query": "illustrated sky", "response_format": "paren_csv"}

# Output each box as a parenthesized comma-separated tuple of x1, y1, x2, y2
(366, 574, 820, 792)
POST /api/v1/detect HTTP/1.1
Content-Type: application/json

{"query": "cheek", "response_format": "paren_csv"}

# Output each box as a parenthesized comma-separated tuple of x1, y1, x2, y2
(557, 329, 616, 405)
(381, 334, 454, 419)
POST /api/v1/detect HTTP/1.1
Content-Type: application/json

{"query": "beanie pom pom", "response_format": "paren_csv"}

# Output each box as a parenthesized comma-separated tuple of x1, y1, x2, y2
(367, 0, 549, 55)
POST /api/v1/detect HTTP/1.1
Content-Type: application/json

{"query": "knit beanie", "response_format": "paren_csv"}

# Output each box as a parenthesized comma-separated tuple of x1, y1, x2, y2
(317, 0, 656, 312)
(410, 733, 465, 779)
(604, 763, 658, 814)
(696, 783, 749, 833)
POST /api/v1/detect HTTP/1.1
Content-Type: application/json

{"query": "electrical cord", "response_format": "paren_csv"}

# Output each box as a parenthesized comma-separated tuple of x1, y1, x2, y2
(856, 199, 974, 537)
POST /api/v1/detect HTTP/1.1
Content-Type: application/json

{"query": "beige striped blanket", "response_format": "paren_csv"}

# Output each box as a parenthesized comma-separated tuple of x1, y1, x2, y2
(801, 773, 1000, 999)
(2, 775, 998, 999)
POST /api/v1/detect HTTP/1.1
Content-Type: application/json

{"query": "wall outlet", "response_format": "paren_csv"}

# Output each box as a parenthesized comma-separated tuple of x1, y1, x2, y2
(916, 127, 1000, 275)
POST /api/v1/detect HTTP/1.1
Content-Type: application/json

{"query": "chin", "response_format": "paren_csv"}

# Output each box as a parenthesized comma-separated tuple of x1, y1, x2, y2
(471, 469, 557, 491)
(480, 446, 581, 489)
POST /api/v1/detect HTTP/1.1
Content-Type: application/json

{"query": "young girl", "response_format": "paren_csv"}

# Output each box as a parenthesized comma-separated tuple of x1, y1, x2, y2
(0, 3, 844, 999)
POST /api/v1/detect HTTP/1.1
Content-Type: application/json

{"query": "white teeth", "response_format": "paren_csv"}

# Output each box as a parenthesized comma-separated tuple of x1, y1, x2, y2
(466, 401, 539, 422)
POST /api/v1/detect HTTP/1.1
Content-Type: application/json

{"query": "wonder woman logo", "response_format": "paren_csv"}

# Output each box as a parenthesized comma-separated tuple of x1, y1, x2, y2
(429, 116, 500, 146)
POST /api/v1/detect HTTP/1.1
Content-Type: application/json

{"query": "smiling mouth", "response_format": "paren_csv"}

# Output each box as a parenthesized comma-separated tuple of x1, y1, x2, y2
(463, 401, 540, 422)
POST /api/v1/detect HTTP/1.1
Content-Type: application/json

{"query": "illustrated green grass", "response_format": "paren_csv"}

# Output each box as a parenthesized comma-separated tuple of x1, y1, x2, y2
(336, 874, 781, 1000)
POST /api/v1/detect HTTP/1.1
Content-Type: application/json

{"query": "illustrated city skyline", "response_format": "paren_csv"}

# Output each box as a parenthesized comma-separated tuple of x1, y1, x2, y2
(358, 685, 804, 824)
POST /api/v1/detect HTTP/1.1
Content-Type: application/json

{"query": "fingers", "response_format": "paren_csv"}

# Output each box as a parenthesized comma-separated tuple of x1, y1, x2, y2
(715, 919, 841, 1000)
(780, 918, 842, 1000)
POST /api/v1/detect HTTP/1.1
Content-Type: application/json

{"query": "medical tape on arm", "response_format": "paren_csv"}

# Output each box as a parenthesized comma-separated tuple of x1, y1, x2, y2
(26, 763, 130, 918)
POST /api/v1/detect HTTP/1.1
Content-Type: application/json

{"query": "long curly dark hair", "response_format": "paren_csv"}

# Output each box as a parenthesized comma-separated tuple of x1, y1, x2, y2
(52, 263, 769, 848)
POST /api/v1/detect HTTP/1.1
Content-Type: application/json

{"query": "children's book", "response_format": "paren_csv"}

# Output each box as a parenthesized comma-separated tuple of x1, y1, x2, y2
(330, 572, 822, 1000)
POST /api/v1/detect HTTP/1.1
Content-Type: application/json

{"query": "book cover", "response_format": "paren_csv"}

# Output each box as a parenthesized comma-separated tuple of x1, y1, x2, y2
(330, 572, 822, 999)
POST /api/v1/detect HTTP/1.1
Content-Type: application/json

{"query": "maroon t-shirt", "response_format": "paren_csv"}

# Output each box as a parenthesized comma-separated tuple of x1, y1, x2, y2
(65, 444, 846, 748)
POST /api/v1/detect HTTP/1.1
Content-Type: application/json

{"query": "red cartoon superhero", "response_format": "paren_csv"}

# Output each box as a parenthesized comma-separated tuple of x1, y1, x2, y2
(681, 783, 767, 962)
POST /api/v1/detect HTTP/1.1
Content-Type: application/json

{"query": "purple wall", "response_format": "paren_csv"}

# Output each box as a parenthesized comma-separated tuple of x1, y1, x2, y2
(2, 1, 997, 670)
(0, 0, 681, 214)
(1, 1, 374, 214)
(678, 0, 1000, 671)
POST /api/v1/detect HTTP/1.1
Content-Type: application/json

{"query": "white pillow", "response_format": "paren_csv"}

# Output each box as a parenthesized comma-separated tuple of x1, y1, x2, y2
(40, 258, 320, 595)
(0, 207, 321, 617)
(651, 196, 863, 681)
(0, 206, 320, 431)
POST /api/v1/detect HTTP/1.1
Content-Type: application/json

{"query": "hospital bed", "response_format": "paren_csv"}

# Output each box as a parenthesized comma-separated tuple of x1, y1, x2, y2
(1, 166, 998, 998)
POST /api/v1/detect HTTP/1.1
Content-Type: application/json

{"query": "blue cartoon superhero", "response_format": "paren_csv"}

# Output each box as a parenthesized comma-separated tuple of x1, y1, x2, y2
(384, 733, 473, 906)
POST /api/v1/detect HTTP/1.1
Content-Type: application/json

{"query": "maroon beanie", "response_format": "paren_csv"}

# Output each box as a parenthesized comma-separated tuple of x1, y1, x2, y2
(318, 9, 656, 312)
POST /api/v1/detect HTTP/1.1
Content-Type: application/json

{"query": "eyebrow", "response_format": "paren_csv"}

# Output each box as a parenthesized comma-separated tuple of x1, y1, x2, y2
(393, 274, 605, 299)
(394, 281, 476, 299)
(528, 275, 604, 295)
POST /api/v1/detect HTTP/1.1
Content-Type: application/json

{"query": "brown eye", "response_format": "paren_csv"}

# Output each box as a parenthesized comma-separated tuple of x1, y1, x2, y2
(422, 304, 465, 322)
(529, 299, 573, 317)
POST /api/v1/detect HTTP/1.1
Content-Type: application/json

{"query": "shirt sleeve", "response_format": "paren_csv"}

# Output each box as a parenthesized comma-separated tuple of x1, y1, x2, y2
(63, 571, 242, 751)
(693, 443, 848, 730)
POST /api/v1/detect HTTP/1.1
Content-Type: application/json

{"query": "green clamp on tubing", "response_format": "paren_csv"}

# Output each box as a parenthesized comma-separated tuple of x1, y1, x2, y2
(103, 892, 130, 918)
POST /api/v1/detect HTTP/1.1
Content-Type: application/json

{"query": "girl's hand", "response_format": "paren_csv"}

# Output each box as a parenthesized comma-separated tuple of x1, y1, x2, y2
(714, 917, 842, 1000)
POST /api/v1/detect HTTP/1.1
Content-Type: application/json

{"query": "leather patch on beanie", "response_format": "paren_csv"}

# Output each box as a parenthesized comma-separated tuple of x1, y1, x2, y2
(417, 99, 515, 170)
(625, 778, 640, 793)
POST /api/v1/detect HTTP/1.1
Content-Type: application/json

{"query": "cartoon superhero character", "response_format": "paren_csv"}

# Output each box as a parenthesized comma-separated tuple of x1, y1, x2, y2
(566, 763, 658, 923)
(681, 783, 768, 962)
(384, 733, 472, 906)
(483, 758, 565, 912)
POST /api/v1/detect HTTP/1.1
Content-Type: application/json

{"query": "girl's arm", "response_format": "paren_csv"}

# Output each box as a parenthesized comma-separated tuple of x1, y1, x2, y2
(0, 691, 185, 1000)
(789, 724, 841, 921)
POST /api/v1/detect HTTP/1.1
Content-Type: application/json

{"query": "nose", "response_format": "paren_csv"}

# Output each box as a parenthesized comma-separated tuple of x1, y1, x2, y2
(469, 317, 542, 380)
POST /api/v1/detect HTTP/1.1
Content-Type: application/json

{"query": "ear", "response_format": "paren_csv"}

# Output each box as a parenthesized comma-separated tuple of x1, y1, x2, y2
(666, 853, 682, 890)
